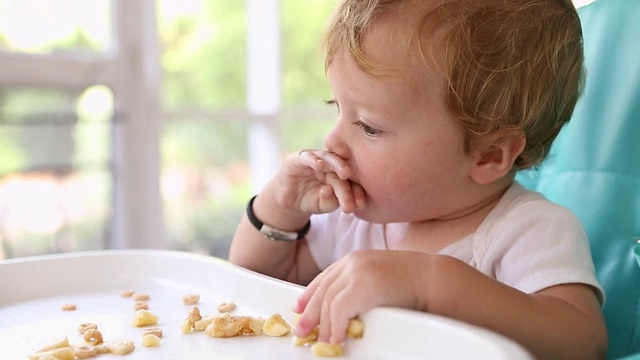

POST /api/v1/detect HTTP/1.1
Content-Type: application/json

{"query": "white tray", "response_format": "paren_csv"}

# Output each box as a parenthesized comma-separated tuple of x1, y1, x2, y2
(0, 250, 533, 359)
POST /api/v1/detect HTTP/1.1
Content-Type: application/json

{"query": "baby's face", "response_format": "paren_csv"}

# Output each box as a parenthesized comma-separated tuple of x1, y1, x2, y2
(324, 49, 481, 223)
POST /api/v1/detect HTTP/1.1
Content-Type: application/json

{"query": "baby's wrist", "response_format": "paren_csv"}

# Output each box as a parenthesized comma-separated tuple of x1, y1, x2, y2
(248, 194, 311, 241)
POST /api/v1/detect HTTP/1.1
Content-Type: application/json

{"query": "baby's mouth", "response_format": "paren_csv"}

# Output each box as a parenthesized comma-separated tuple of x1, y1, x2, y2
(348, 179, 368, 209)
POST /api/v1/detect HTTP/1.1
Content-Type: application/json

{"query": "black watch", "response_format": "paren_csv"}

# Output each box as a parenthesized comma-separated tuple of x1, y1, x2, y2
(246, 195, 311, 241)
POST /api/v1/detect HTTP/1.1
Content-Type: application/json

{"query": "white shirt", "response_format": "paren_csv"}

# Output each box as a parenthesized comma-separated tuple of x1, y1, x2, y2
(305, 182, 604, 302)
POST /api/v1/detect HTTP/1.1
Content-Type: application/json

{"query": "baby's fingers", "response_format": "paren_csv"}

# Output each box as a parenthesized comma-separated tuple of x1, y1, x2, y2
(293, 274, 325, 337)
(297, 149, 351, 180)
(351, 181, 367, 210)
(324, 173, 358, 213)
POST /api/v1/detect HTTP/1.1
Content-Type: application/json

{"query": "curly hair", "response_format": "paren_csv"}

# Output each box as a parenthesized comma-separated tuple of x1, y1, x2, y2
(323, 0, 584, 169)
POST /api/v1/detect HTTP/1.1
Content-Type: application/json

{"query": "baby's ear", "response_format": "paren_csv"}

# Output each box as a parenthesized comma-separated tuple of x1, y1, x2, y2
(470, 132, 526, 185)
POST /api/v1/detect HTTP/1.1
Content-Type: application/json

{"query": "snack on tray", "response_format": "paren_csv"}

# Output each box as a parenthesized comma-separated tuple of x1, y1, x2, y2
(141, 334, 161, 347)
(134, 301, 149, 311)
(141, 327, 163, 338)
(194, 315, 216, 331)
(346, 318, 364, 339)
(263, 314, 291, 337)
(292, 318, 365, 357)
(131, 309, 159, 327)
(311, 342, 344, 357)
(183, 294, 200, 305)
(61, 304, 76, 311)
(73, 344, 98, 359)
(77, 323, 98, 335)
(204, 313, 264, 338)
(104, 339, 136, 355)
(177, 305, 362, 358)
(188, 306, 202, 328)
(292, 327, 319, 346)
(132, 293, 150, 301)
(39, 291, 362, 358)
(36, 336, 71, 352)
(28, 347, 74, 360)
(216, 301, 236, 313)
(120, 289, 135, 297)
(29, 321, 140, 359)
(82, 329, 104, 345)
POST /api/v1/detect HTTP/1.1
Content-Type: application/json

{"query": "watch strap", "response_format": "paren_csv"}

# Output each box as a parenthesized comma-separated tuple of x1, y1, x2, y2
(246, 195, 311, 241)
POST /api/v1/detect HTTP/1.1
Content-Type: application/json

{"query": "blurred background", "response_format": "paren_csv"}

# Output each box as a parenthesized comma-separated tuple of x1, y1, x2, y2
(0, 0, 596, 260)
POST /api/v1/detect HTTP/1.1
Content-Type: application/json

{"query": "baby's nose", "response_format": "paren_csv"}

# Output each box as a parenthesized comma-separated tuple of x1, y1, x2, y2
(323, 123, 347, 157)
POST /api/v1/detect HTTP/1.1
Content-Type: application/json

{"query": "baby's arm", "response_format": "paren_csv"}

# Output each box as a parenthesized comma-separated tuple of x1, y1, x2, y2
(229, 149, 366, 285)
(229, 188, 321, 285)
(293, 251, 607, 360)
(422, 255, 606, 360)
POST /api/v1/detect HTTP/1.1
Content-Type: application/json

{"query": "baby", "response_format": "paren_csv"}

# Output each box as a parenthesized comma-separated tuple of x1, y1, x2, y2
(230, 0, 607, 358)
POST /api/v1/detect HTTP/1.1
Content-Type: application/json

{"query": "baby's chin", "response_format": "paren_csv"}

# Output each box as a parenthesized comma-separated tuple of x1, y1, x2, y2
(352, 202, 391, 224)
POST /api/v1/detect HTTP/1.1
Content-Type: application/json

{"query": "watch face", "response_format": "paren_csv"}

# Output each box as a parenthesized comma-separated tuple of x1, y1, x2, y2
(261, 225, 298, 241)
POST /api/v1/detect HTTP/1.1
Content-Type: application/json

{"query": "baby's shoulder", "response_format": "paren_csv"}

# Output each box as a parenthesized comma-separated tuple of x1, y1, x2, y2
(501, 183, 577, 219)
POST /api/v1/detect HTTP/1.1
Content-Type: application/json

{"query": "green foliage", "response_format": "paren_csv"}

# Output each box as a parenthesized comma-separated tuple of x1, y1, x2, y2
(281, 0, 336, 106)
(50, 29, 101, 53)
(160, 1, 248, 109)
(0, 88, 81, 174)
(161, 118, 248, 167)
(160, 0, 337, 110)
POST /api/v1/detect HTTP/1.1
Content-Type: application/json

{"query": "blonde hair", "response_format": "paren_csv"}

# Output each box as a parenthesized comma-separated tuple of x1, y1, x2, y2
(323, 0, 584, 169)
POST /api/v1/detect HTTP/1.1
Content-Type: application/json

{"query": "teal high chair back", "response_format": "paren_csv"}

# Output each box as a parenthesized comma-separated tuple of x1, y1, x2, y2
(516, 0, 640, 358)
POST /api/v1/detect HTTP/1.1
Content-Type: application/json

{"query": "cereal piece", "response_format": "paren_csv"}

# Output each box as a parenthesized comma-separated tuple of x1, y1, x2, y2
(141, 327, 163, 338)
(311, 342, 344, 357)
(204, 314, 264, 338)
(183, 294, 200, 305)
(29, 355, 56, 360)
(83, 329, 104, 345)
(133, 293, 150, 301)
(120, 289, 135, 297)
(61, 303, 76, 311)
(131, 309, 159, 327)
(30, 355, 59, 360)
(346, 318, 364, 339)
(53, 347, 76, 360)
(216, 301, 236, 313)
(293, 327, 319, 346)
(73, 345, 98, 359)
(134, 301, 149, 310)
(105, 339, 135, 355)
(188, 306, 202, 328)
(262, 314, 291, 337)
(78, 323, 98, 335)
(93, 344, 110, 354)
(29, 347, 75, 360)
(179, 319, 192, 334)
(141, 334, 161, 347)
(37, 336, 71, 351)
(247, 316, 264, 335)
(193, 315, 215, 331)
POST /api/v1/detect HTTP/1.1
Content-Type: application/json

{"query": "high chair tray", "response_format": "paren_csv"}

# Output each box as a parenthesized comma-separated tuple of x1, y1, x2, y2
(0, 249, 532, 359)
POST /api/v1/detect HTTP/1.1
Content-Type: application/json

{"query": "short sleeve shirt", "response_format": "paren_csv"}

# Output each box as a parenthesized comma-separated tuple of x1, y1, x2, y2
(304, 182, 604, 303)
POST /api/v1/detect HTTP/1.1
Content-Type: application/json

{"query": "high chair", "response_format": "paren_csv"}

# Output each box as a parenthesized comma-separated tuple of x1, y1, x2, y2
(516, 0, 640, 358)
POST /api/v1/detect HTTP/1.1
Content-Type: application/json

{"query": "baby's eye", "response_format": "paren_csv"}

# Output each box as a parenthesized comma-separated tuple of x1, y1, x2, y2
(352, 120, 382, 137)
(324, 98, 339, 112)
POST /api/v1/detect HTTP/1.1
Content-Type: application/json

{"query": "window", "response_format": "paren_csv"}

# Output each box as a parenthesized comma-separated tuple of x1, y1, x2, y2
(0, 86, 112, 258)
(0, 0, 164, 259)
(157, 0, 335, 257)
(0, 0, 336, 260)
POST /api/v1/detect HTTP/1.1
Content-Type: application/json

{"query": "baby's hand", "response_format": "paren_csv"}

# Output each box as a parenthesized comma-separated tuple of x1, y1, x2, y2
(292, 250, 426, 345)
(275, 149, 366, 215)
